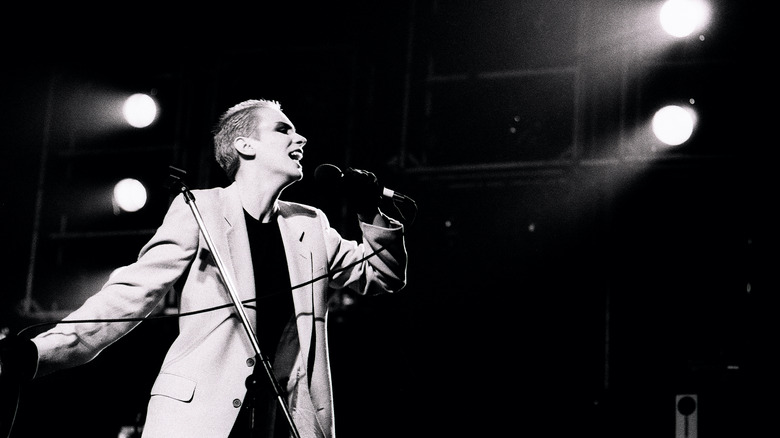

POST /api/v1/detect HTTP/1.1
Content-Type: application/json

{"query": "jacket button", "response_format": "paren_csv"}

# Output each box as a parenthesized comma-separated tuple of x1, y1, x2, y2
(246, 358, 255, 367)
(233, 399, 242, 408)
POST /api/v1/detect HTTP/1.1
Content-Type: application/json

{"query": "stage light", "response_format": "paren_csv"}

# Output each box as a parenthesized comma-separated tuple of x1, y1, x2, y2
(652, 104, 696, 146)
(659, 0, 710, 38)
(112, 178, 148, 213)
(122, 93, 158, 128)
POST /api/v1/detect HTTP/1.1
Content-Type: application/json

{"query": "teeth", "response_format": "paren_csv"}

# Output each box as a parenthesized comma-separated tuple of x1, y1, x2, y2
(289, 150, 303, 160)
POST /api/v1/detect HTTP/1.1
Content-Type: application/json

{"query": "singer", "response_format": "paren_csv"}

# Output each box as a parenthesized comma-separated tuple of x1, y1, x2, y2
(0, 99, 408, 437)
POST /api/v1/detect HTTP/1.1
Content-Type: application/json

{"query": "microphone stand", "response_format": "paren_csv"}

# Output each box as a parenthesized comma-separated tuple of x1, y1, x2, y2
(167, 169, 300, 438)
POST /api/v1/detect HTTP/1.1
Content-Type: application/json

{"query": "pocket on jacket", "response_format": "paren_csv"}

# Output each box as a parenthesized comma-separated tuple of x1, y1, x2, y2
(150, 372, 196, 402)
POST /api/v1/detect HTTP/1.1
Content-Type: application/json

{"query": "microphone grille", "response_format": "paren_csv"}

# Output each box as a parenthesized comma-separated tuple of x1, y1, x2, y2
(314, 163, 342, 183)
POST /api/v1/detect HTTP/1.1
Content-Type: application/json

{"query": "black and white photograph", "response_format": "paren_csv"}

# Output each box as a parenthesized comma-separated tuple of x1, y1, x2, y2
(0, 1, 771, 437)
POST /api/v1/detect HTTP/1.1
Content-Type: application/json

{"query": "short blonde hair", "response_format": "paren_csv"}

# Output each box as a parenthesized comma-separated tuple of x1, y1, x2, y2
(212, 99, 282, 181)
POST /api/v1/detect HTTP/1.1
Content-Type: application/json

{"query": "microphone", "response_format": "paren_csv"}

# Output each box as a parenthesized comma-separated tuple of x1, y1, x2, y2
(314, 164, 410, 202)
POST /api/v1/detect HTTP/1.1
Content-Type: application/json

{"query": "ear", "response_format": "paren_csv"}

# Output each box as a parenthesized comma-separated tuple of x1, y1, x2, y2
(233, 137, 256, 157)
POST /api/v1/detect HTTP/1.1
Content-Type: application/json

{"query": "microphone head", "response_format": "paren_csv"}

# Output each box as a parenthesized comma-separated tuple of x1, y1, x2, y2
(313, 164, 344, 201)
(314, 163, 343, 183)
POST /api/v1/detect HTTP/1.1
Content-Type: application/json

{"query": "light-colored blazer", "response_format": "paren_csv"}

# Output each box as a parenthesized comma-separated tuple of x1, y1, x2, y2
(32, 182, 407, 437)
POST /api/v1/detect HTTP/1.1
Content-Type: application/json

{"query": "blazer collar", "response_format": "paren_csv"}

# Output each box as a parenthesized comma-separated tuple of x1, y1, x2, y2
(222, 182, 310, 272)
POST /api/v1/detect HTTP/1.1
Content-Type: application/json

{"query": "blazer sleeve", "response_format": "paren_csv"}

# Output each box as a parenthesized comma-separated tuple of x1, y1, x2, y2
(324, 211, 408, 296)
(31, 193, 199, 377)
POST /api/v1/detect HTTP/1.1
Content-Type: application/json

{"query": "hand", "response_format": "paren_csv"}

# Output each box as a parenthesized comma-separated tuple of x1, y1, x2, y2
(0, 335, 37, 381)
(343, 167, 381, 217)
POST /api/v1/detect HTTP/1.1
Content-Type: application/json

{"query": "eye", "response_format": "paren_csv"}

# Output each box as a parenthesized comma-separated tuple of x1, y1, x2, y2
(276, 123, 293, 134)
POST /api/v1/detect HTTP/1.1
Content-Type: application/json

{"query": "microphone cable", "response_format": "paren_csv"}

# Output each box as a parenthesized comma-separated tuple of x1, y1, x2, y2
(16, 166, 417, 334)
(15, 238, 400, 338)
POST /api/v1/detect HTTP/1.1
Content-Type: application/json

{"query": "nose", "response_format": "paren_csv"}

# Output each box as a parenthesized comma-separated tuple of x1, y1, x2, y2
(295, 133, 307, 147)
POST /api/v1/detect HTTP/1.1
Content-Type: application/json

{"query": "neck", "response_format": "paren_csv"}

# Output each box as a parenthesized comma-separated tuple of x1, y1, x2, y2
(234, 174, 284, 223)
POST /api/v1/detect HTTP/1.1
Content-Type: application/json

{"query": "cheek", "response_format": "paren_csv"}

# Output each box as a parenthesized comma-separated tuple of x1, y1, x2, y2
(259, 148, 293, 167)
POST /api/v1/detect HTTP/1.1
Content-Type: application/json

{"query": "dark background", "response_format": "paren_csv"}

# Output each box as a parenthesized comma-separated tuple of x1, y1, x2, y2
(1, 1, 775, 437)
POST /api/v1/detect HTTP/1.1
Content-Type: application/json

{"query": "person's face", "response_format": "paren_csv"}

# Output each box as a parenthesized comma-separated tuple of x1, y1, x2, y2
(241, 106, 307, 183)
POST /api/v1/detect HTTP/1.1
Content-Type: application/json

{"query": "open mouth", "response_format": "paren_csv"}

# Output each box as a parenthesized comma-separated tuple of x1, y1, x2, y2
(288, 149, 303, 161)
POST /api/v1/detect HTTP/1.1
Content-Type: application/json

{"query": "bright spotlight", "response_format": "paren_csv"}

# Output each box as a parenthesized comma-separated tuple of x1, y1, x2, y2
(113, 178, 148, 213)
(652, 105, 696, 146)
(660, 0, 710, 38)
(122, 93, 158, 128)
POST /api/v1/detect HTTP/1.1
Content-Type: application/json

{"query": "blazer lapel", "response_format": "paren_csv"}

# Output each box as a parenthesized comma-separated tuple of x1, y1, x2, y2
(276, 203, 314, 340)
(277, 202, 334, 430)
(219, 184, 256, 307)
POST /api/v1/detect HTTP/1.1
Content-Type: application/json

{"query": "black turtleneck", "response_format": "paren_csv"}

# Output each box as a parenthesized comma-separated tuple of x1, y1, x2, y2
(230, 213, 295, 438)
(243, 210, 294, 363)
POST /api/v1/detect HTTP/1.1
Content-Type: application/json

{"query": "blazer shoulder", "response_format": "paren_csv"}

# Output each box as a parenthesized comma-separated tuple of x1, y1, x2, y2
(177, 186, 234, 212)
(189, 186, 228, 201)
(278, 200, 322, 219)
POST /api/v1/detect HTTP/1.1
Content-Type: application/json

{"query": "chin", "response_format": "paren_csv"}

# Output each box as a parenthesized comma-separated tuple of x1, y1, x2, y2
(288, 169, 304, 184)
